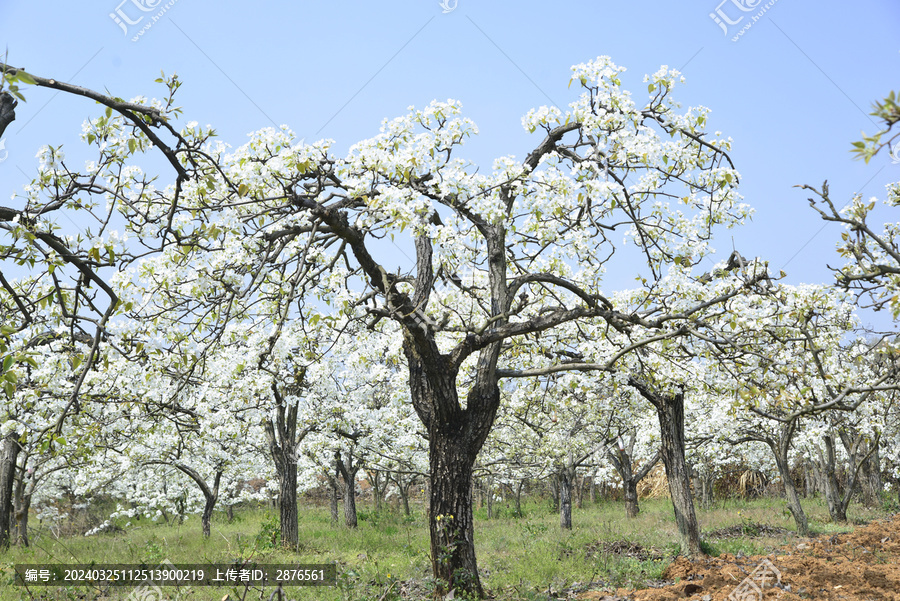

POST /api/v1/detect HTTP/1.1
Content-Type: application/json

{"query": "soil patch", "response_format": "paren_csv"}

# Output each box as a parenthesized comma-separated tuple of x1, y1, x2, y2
(584, 539, 668, 562)
(576, 514, 900, 601)
(704, 522, 796, 539)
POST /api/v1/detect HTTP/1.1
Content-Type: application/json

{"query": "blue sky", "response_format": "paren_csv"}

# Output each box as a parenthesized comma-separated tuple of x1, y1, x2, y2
(1, 0, 898, 330)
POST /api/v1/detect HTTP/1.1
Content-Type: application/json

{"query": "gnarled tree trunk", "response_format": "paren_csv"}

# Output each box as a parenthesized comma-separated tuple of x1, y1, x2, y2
(264, 380, 315, 549)
(406, 334, 500, 599)
(0, 431, 20, 549)
(630, 378, 703, 558)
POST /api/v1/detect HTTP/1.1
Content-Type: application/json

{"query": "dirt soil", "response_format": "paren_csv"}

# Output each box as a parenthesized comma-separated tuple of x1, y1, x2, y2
(578, 514, 900, 601)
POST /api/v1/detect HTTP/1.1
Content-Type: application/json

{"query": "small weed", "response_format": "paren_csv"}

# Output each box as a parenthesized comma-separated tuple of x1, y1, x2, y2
(254, 512, 280, 550)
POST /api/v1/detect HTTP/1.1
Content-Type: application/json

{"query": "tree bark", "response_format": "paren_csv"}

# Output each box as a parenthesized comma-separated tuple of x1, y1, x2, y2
(630, 378, 703, 558)
(607, 435, 660, 519)
(549, 473, 560, 513)
(400, 479, 412, 516)
(861, 441, 882, 506)
(328, 475, 340, 524)
(0, 431, 20, 549)
(144, 462, 222, 538)
(12, 456, 29, 547)
(335, 450, 359, 528)
(14, 492, 30, 547)
(514, 479, 524, 516)
(558, 464, 574, 530)
(264, 380, 313, 550)
(766, 422, 810, 537)
(369, 469, 385, 512)
(429, 431, 483, 597)
(818, 434, 847, 523)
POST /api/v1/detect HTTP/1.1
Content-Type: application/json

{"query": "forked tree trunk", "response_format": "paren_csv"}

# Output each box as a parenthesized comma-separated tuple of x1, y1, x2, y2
(400, 480, 412, 516)
(388, 471, 416, 516)
(144, 462, 223, 538)
(0, 431, 20, 549)
(14, 492, 30, 547)
(407, 344, 499, 599)
(766, 421, 810, 537)
(369, 469, 385, 511)
(818, 434, 847, 523)
(630, 378, 703, 558)
(773, 449, 809, 537)
(264, 381, 314, 550)
(607, 434, 660, 520)
(335, 450, 360, 529)
(860, 441, 882, 507)
(200, 471, 222, 538)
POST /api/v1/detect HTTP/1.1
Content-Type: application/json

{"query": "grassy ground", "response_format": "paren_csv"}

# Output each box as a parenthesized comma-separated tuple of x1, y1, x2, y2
(0, 494, 893, 601)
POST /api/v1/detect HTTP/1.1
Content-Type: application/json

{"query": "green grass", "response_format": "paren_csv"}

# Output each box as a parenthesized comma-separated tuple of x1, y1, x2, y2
(0, 494, 892, 600)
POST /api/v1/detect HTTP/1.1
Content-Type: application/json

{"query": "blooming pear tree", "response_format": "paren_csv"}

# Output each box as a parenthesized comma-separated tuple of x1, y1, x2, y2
(705, 282, 896, 534)
(803, 181, 900, 319)
(1, 56, 766, 595)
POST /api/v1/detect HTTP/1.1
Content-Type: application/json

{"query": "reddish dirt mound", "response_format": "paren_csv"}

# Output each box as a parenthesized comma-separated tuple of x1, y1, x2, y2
(579, 514, 900, 601)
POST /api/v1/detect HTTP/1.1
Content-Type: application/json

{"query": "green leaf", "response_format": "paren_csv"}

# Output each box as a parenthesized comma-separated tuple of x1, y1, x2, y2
(238, 183, 249, 197)
(15, 70, 37, 85)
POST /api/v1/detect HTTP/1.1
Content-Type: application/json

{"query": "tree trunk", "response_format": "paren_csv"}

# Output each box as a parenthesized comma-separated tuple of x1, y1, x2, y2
(429, 431, 483, 598)
(0, 431, 20, 549)
(278, 458, 299, 546)
(14, 492, 30, 547)
(861, 441, 882, 507)
(335, 450, 359, 528)
(695, 468, 714, 509)
(200, 471, 222, 538)
(767, 424, 810, 537)
(607, 438, 659, 520)
(12, 457, 29, 547)
(623, 478, 640, 518)
(369, 469, 385, 512)
(549, 473, 559, 513)
(264, 382, 312, 550)
(402, 229, 504, 599)
(514, 479, 524, 516)
(630, 378, 703, 558)
(819, 434, 847, 523)
(558, 465, 574, 530)
(400, 479, 412, 516)
(803, 459, 814, 498)
(329, 476, 339, 524)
